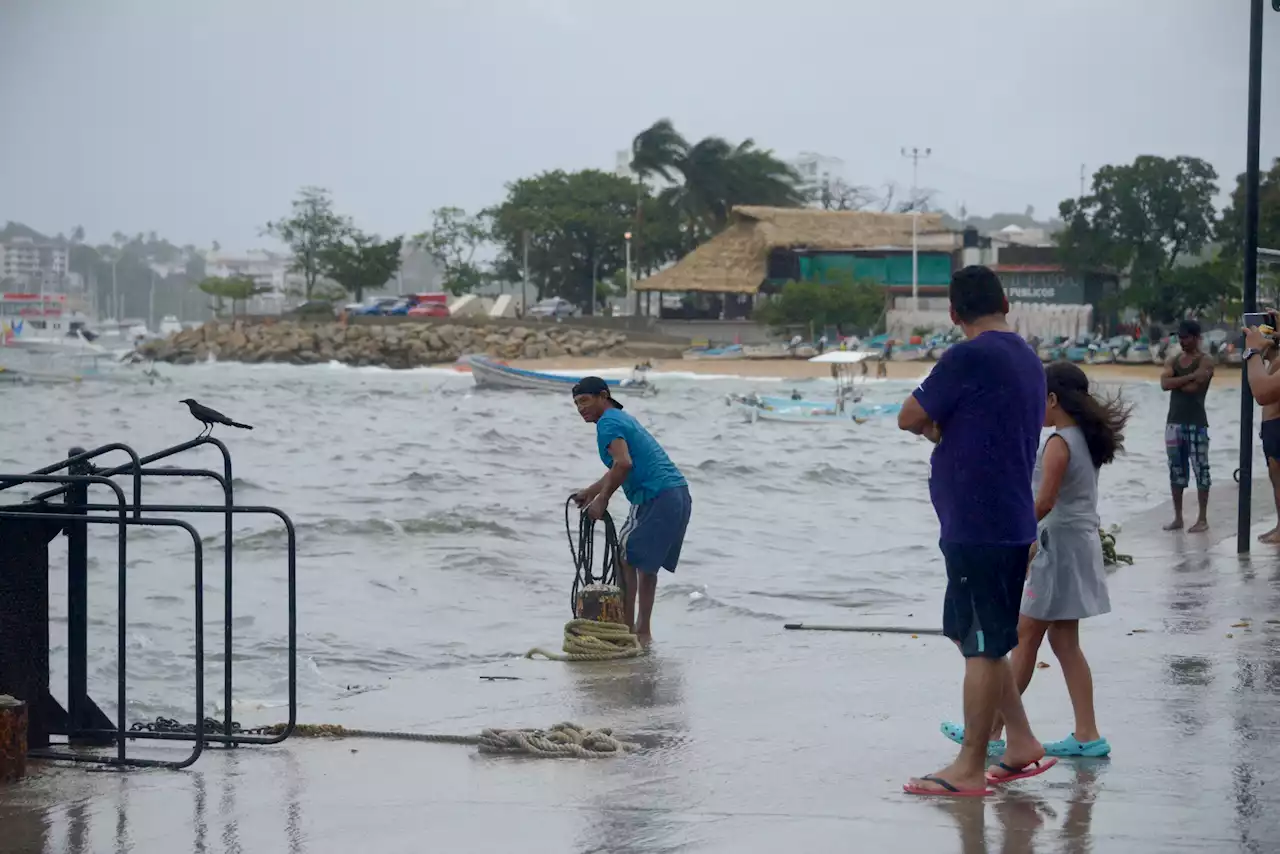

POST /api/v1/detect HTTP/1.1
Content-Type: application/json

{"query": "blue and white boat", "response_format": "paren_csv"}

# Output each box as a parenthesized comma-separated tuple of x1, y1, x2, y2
(463, 355, 658, 396)
(731, 351, 901, 424)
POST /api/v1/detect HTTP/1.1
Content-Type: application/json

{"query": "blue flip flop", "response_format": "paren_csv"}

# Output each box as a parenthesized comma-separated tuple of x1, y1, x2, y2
(1043, 734, 1111, 758)
(940, 721, 1006, 758)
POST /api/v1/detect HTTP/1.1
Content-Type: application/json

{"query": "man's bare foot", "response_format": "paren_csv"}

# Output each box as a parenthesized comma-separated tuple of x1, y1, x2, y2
(1258, 527, 1280, 543)
(635, 631, 652, 646)
(987, 741, 1049, 783)
(1163, 519, 1184, 531)
(1188, 519, 1209, 534)
(905, 762, 989, 796)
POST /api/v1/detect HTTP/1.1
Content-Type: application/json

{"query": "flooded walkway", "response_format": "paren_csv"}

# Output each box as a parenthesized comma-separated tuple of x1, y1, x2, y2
(4, 485, 1280, 853)
(2, 494, 1280, 854)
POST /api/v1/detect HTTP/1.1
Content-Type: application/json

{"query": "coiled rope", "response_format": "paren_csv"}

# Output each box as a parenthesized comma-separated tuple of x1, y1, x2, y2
(1100, 527, 1132, 566)
(521, 498, 643, 661)
(565, 496, 625, 613)
(134, 719, 639, 758)
(525, 618, 643, 661)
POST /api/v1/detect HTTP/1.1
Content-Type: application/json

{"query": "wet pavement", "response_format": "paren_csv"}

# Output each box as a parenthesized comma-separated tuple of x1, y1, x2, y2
(3, 485, 1280, 853)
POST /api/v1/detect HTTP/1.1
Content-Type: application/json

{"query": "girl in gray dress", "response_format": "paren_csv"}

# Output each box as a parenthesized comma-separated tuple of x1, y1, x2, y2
(1015, 362, 1131, 757)
(942, 363, 1133, 758)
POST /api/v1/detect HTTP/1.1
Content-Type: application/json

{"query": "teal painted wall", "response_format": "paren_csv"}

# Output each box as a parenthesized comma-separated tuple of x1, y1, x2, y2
(798, 252, 952, 287)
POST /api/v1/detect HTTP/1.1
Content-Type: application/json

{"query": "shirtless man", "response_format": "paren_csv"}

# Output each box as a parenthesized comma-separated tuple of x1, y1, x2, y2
(1160, 319, 1214, 533)
(1259, 341, 1280, 543)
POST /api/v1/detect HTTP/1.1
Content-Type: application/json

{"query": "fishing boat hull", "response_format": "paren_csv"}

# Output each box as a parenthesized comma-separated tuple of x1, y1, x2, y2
(464, 355, 657, 395)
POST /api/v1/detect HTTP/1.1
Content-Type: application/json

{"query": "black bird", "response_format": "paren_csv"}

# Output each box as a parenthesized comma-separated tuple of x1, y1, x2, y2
(180, 399, 254, 437)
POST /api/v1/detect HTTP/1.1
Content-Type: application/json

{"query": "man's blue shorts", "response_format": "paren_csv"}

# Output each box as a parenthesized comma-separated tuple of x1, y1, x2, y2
(619, 485, 692, 575)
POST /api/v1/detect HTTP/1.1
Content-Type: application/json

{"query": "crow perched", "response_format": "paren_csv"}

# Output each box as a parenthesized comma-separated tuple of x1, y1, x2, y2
(180, 399, 254, 437)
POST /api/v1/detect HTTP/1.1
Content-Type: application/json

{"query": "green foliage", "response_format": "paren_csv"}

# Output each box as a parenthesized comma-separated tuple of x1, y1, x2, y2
(755, 275, 886, 335)
(413, 207, 490, 296)
(1119, 258, 1236, 324)
(1218, 157, 1280, 277)
(488, 169, 639, 310)
(198, 276, 270, 317)
(321, 231, 403, 303)
(264, 186, 351, 298)
(631, 119, 804, 251)
(1057, 155, 1222, 321)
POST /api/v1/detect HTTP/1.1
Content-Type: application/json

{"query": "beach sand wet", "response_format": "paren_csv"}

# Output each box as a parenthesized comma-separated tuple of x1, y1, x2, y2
(2, 485, 1280, 853)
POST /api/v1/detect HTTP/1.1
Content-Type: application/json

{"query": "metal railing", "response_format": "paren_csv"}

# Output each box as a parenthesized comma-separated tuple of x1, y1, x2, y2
(0, 437, 297, 768)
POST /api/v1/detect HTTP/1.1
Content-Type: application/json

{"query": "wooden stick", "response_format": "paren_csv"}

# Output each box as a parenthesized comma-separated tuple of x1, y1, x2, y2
(783, 623, 945, 636)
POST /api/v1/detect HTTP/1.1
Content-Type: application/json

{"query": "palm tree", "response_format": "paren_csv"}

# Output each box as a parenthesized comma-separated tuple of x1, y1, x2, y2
(630, 119, 804, 248)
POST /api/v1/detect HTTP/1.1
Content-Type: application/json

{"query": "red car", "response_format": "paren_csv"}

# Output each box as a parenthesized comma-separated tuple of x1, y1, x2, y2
(407, 293, 450, 317)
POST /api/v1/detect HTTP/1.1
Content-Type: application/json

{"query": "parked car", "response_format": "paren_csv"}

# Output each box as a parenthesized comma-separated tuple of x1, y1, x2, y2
(286, 300, 338, 318)
(352, 297, 401, 316)
(408, 302, 449, 318)
(527, 297, 578, 319)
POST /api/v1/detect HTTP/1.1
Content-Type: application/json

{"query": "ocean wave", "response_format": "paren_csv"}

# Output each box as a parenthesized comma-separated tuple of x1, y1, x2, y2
(204, 510, 521, 550)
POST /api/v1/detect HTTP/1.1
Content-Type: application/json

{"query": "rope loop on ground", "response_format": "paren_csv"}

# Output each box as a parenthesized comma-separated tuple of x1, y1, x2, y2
(245, 721, 637, 757)
(525, 618, 644, 661)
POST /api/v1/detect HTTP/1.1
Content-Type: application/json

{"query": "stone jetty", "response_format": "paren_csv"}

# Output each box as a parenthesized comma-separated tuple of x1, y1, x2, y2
(133, 320, 643, 369)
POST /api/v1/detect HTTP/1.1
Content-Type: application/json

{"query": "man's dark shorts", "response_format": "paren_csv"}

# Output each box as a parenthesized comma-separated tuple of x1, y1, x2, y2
(940, 541, 1030, 659)
(1262, 418, 1280, 463)
(619, 485, 692, 575)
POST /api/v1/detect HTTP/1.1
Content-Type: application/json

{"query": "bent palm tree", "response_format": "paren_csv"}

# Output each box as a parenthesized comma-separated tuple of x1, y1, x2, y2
(630, 119, 804, 245)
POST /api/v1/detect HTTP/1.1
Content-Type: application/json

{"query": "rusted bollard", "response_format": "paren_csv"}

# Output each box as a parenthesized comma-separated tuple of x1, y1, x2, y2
(0, 695, 28, 781)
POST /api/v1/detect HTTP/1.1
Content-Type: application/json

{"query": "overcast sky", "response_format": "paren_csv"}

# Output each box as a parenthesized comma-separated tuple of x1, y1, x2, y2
(1, 0, 1276, 252)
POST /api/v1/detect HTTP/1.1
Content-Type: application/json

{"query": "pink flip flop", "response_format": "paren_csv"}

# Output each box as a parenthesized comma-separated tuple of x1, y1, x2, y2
(985, 757, 1059, 784)
(903, 774, 994, 798)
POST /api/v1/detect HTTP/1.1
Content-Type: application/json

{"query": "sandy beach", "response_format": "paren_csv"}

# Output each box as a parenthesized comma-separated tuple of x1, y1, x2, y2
(507, 355, 1243, 386)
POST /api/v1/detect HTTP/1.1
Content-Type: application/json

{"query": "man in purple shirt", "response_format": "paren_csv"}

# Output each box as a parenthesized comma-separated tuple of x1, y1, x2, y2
(897, 265, 1053, 796)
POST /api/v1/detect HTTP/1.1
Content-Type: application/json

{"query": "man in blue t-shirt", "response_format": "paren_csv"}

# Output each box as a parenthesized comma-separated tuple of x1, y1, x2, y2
(896, 265, 1052, 797)
(571, 377, 692, 643)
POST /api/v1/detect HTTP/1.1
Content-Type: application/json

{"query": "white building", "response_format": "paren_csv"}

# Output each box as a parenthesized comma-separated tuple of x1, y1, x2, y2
(203, 249, 303, 314)
(789, 151, 846, 197)
(0, 236, 70, 288)
(991, 224, 1052, 247)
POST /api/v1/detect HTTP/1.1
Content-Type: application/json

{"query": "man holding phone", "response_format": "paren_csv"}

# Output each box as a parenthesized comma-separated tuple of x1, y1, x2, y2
(1160, 319, 1214, 533)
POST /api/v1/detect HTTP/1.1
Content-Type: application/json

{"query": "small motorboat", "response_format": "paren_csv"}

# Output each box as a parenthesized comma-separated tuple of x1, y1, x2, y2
(463, 355, 658, 396)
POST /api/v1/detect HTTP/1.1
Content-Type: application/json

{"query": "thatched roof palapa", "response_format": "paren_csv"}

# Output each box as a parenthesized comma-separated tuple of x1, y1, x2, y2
(634, 205, 954, 294)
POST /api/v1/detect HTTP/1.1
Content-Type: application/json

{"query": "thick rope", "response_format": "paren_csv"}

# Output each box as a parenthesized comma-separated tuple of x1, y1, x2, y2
(1100, 528, 1132, 566)
(248, 721, 638, 757)
(525, 618, 643, 662)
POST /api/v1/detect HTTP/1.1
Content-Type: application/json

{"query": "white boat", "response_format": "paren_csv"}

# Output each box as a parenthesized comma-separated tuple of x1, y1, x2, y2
(158, 315, 183, 336)
(731, 351, 904, 424)
(463, 355, 658, 396)
(890, 345, 929, 362)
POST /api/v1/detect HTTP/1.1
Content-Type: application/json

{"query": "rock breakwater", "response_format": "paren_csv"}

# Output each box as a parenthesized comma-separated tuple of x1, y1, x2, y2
(135, 320, 640, 369)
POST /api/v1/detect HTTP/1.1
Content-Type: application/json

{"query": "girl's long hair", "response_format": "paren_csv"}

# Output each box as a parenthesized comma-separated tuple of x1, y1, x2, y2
(1045, 361, 1133, 468)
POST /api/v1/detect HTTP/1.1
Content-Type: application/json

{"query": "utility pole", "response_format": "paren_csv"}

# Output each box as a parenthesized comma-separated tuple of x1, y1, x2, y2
(148, 267, 156, 333)
(1078, 163, 1087, 199)
(110, 255, 119, 322)
(900, 147, 932, 312)
(1238, 0, 1267, 554)
(624, 232, 633, 316)
(521, 230, 530, 317)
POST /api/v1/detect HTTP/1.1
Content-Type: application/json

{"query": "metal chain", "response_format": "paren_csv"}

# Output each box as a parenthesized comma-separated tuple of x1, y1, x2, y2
(129, 716, 275, 736)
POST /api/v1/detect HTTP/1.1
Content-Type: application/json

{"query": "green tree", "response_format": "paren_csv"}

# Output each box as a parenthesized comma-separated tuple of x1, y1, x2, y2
(198, 276, 270, 317)
(321, 231, 403, 303)
(754, 275, 886, 335)
(631, 119, 805, 250)
(1119, 259, 1236, 324)
(488, 169, 638, 310)
(1057, 156, 1220, 320)
(413, 207, 490, 295)
(1218, 156, 1280, 300)
(264, 186, 351, 298)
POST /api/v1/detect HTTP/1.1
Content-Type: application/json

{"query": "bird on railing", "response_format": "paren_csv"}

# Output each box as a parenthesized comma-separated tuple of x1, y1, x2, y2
(180, 399, 254, 438)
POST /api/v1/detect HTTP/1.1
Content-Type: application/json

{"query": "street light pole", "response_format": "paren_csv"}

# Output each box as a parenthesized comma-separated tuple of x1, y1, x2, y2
(1237, 0, 1267, 555)
(901, 146, 932, 313)
(624, 232, 633, 316)
(521, 230, 530, 317)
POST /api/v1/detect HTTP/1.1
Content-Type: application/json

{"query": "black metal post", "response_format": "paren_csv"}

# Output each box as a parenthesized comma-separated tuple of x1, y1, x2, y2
(62, 451, 115, 744)
(1238, 0, 1266, 554)
(65, 449, 89, 737)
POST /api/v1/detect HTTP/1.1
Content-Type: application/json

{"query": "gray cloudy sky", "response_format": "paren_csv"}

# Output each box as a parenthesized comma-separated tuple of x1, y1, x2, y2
(1, 0, 1276, 251)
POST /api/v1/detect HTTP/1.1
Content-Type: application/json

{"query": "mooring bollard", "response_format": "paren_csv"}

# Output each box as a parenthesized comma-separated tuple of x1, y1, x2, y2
(0, 695, 28, 781)
(575, 583, 625, 625)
